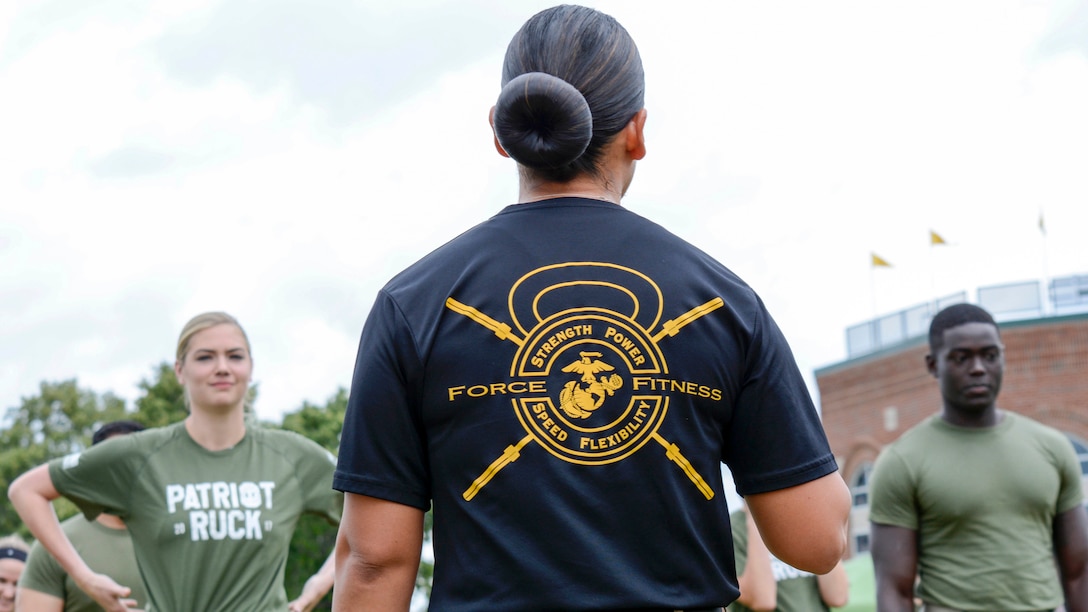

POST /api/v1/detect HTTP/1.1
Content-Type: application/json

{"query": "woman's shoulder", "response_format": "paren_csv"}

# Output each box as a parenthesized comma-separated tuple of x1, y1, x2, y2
(250, 426, 335, 461)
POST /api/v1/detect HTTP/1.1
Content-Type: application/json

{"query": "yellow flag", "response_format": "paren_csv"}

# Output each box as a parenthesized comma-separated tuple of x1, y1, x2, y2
(1039, 213, 1046, 235)
(930, 230, 946, 245)
(871, 253, 891, 268)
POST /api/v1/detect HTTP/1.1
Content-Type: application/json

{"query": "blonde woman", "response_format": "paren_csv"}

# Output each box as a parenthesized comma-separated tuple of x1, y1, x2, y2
(9, 312, 340, 612)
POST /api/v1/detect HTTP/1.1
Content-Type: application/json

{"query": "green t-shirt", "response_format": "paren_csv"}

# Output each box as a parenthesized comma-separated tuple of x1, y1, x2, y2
(726, 510, 829, 612)
(21, 514, 149, 612)
(869, 412, 1083, 611)
(49, 422, 342, 612)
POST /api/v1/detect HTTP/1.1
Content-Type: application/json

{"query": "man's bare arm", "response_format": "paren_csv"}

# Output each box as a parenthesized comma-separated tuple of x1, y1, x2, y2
(1054, 504, 1088, 612)
(871, 522, 917, 612)
(745, 471, 850, 574)
(332, 493, 424, 612)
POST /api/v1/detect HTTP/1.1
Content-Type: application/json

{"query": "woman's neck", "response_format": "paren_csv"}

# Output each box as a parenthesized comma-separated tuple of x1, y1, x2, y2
(517, 165, 629, 205)
(184, 406, 247, 451)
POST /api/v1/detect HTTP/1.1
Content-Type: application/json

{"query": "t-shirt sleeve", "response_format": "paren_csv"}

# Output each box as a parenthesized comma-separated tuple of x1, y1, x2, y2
(868, 446, 918, 529)
(18, 539, 66, 600)
(334, 291, 431, 510)
(297, 437, 344, 524)
(722, 298, 837, 496)
(48, 436, 139, 520)
(1054, 433, 1085, 513)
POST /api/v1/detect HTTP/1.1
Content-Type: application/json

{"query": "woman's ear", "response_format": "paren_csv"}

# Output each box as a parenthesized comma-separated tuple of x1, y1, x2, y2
(489, 106, 511, 158)
(625, 108, 647, 161)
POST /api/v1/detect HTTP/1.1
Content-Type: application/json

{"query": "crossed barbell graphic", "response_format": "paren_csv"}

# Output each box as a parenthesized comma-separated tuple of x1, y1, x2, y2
(446, 295, 724, 502)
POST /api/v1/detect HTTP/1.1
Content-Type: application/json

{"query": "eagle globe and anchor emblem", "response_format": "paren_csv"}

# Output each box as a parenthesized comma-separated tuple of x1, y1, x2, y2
(444, 262, 724, 502)
(559, 351, 622, 419)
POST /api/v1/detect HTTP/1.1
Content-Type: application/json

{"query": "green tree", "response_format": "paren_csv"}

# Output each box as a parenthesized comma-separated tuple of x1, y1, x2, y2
(132, 362, 188, 428)
(0, 380, 128, 537)
(279, 388, 347, 610)
(277, 388, 435, 609)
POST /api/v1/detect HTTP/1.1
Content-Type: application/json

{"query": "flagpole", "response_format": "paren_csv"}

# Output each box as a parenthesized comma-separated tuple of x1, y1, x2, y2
(1040, 210, 1050, 315)
(929, 239, 936, 312)
(870, 263, 877, 319)
(929, 230, 947, 312)
(870, 253, 891, 319)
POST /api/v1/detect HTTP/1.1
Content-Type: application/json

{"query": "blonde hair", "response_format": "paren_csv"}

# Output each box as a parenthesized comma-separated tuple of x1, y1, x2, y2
(0, 534, 29, 554)
(176, 312, 252, 364)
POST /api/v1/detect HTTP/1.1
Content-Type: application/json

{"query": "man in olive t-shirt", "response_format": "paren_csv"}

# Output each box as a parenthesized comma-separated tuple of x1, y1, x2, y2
(870, 304, 1088, 611)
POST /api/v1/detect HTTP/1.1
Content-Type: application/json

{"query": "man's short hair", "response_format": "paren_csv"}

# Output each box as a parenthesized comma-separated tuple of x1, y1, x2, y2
(92, 420, 147, 446)
(928, 303, 999, 352)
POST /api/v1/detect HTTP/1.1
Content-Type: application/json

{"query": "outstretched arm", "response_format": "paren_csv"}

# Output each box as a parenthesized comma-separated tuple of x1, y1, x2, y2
(871, 522, 917, 612)
(745, 471, 850, 574)
(8, 465, 136, 612)
(332, 493, 424, 612)
(1054, 504, 1088, 612)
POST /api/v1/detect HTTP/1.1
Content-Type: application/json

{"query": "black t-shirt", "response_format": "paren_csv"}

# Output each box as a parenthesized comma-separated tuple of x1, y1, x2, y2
(335, 198, 836, 611)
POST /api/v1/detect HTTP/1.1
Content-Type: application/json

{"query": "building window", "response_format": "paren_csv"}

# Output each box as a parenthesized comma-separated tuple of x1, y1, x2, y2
(855, 533, 870, 555)
(849, 462, 874, 556)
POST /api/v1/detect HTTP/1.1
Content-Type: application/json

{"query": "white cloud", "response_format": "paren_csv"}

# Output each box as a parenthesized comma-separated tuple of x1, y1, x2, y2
(2, 0, 1087, 422)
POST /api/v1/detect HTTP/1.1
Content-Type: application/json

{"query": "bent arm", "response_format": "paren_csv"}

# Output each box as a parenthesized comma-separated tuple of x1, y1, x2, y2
(8, 465, 134, 612)
(745, 471, 850, 574)
(871, 522, 917, 612)
(332, 493, 424, 612)
(1055, 504, 1088, 612)
(8, 466, 92, 585)
(15, 588, 65, 612)
(816, 560, 850, 608)
(734, 509, 777, 611)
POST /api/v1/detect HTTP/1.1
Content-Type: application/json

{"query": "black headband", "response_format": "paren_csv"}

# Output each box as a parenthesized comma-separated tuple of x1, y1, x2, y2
(0, 547, 27, 562)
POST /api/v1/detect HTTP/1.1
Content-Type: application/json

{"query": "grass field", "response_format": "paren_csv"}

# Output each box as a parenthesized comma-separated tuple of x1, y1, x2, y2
(835, 554, 875, 612)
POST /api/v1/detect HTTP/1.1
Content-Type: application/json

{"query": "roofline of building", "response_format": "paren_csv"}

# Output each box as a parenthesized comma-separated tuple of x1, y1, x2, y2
(815, 310, 1088, 377)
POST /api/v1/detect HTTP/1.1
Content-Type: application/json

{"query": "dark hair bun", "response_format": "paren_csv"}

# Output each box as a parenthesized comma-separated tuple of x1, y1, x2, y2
(493, 72, 593, 170)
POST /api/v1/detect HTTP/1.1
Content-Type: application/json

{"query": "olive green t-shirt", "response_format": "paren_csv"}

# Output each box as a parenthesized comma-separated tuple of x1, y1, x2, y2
(21, 514, 149, 612)
(49, 422, 341, 612)
(726, 510, 829, 612)
(870, 412, 1083, 611)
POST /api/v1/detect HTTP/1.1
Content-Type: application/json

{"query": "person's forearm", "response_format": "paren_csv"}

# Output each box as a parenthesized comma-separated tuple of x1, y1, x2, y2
(816, 561, 850, 608)
(875, 584, 915, 612)
(289, 551, 336, 612)
(736, 510, 777, 610)
(1062, 573, 1088, 612)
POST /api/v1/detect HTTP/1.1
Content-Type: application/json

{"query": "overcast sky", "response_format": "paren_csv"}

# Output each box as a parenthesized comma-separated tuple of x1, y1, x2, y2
(2, 0, 1087, 427)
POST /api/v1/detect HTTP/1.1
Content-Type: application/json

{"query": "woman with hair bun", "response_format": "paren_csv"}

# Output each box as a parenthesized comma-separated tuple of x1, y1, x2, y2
(9, 312, 340, 612)
(333, 5, 850, 611)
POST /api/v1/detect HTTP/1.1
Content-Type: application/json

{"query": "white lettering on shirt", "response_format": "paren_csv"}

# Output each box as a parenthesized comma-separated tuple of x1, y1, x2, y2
(163, 481, 276, 541)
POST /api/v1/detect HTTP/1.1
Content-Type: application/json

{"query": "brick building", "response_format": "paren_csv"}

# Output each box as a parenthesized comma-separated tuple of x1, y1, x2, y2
(816, 309, 1088, 557)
